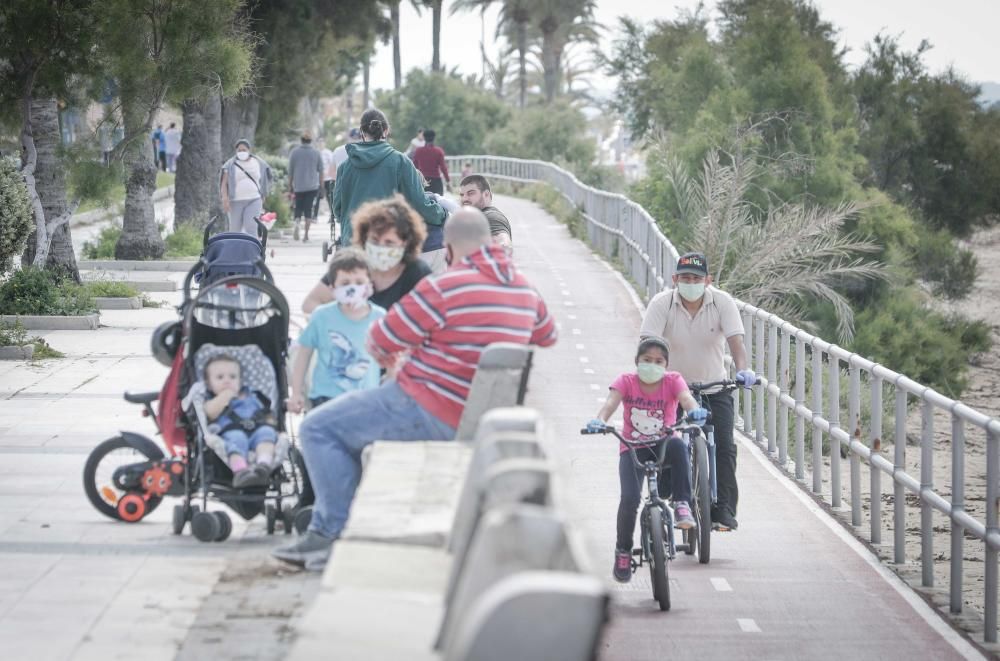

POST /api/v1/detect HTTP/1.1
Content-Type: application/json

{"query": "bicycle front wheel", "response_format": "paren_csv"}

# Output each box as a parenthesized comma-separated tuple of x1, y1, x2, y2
(648, 507, 671, 611)
(693, 434, 712, 564)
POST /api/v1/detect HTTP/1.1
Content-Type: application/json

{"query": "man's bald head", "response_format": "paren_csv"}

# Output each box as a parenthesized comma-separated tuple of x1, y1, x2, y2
(444, 208, 491, 261)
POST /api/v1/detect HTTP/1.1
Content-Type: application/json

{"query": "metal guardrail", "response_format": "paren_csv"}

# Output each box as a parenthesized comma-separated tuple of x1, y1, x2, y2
(448, 154, 1000, 644)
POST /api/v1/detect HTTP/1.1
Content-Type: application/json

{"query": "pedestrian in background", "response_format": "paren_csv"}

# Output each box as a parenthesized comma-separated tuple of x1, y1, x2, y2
(151, 124, 166, 172)
(412, 129, 450, 196)
(288, 131, 325, 242)
(220, 139, 273, 235)
(164, 122, 182, 173)
(405, 128, 424, 159)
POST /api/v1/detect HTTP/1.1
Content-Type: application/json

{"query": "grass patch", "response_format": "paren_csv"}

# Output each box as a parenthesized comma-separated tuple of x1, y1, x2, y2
(518, 182, 586, 239)
(0, 267, 95, 315)
(75, 172, 175, 215)
(0, 320, 65, 359)
(81, 222, 122, 259)
(164, 224, 203, 258)
(141, 295, 165, 308)
(85, 280, 139, 298)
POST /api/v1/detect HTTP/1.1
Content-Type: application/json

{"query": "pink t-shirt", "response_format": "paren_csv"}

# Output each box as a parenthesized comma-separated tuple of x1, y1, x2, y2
(610, 371, 688, 454)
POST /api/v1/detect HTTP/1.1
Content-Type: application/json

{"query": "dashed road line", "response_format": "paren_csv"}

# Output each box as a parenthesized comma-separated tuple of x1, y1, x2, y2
(711, 577, 732, 592)
(579, 356, 590, 363)
(737, 618, 761, 633)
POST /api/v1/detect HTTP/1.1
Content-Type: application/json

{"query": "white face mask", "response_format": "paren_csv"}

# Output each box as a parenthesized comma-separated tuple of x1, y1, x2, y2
(236, 151, 250, 161)
(677, 282, 706, 302)
(365, 242, 405, 271)
(333, 283, 372, 309)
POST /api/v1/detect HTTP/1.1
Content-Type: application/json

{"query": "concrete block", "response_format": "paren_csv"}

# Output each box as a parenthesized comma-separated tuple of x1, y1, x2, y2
(0, 345, 34, 360)
(322, 539, 451, 594)
(129, 280, 177, 292)
(79, 260, 197, 272)
(455, 343, 534, 441)
(474, 407, 543, 443)
(0, 314, 100, 330)
(94, 296, 142, 310)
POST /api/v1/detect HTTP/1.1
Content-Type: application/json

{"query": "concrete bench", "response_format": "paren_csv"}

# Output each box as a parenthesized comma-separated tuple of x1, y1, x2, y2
(454, 343, 534, 441)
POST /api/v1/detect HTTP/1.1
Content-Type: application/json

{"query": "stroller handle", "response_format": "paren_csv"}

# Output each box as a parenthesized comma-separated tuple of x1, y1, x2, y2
(202, 215, 268, 251)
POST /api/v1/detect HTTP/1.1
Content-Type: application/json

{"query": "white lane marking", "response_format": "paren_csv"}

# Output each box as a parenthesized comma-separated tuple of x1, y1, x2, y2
(567, 314, 577, 320)
(590, 384, 601, 391)
(737, 432, 985, 660)
(579, 356, 590, 364)
(737, 618, 761, 633)
(596, 397, 605, 403)
(572, 328, 582, 335)
(711, 577, 732, 592)
(563, 301, 576, 307)
(561, 290, 571, 296)
(583, 368, 595, 374)
(575, 343, 586, 350)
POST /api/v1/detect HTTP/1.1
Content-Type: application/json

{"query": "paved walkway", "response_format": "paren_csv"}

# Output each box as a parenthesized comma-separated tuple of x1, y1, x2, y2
(0, 194, 983, 660)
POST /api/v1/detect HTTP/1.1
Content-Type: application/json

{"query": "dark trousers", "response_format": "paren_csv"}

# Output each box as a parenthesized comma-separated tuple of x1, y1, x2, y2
(426, 177, 444, 195)
(704, 391, 737, 516)
(616, 440, 691, 551)
(157, 151, 166, 171)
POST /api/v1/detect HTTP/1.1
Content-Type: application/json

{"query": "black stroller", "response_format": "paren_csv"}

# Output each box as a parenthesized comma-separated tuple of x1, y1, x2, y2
(82, 227, 312, 542)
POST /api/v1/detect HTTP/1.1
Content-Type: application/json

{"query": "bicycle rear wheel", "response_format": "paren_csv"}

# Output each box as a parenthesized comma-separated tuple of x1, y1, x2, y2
(693, 434, 712, 564)
(647, 507, 671, 611)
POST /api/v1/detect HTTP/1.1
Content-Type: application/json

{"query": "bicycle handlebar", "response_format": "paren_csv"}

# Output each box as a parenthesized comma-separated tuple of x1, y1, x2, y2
(579, 419, 703, 444)
(688, 377, 762, 394)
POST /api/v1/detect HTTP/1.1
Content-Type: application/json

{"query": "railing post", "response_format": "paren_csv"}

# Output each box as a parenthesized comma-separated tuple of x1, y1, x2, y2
(849, 365, 862, 526)
(755, 316, 765, 447)
(870, 375, 883, 545)
(811, 347, 823, 494)
(829, 353, 841, 508)
(987, 428, 998, 643)
(779, 327, 791, 467)
(894, 387, 907, 564)
(950, 414, 964, 614)
(795, 336, 806, 480)
(742, 310, 753, 435)
(921, 398, 934, 587)
(767, 322, 778, 456)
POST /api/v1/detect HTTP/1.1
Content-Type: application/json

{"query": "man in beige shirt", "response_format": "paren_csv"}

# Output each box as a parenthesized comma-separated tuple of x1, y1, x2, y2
(640, 252, 755, 531)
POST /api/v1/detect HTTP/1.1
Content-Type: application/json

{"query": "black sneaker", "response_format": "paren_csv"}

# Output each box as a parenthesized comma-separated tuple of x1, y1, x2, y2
(272, 531, 335, 567)
(612, 549, 632, 583)
(712, 507, 739, 531)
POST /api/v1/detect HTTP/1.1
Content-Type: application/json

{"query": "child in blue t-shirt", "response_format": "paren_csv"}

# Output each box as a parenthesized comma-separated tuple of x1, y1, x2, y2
(288, 248, 386, 413)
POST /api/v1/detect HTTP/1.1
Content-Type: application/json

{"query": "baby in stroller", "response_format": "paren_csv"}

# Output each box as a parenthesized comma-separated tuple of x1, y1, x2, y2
(203, 353, 277, 488)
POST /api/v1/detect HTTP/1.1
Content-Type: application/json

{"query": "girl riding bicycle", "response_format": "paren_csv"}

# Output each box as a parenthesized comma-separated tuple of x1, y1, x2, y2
(587, 336, 707, 583)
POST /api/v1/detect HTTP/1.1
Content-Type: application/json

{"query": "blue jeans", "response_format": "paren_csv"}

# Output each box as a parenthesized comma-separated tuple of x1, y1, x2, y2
(221, 425, 277, 458)
(299, 380, 456, 538)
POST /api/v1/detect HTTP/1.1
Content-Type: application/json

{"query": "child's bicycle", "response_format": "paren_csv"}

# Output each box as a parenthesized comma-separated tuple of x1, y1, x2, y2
(683, 377, 760, 562)
(580, 417, 705, 611)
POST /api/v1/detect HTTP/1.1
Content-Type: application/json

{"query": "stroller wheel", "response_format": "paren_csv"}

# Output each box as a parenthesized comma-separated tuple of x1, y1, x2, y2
(322, 241, 330, 263)
(172, 504, 186, 535)
(293, 506, 313, 535)
(213, 511, 232, 542)
(265, 504, 277, 535)
(191, 511, 221, 542)
(282, 504, 295, 535)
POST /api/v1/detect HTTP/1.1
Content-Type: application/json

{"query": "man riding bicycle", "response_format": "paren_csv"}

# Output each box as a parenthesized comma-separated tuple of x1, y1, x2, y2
(639, 252, 755, 531)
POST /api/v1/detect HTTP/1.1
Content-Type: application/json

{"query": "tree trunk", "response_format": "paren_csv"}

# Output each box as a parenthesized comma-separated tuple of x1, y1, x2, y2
(516, 20, 528, 109)
(115, 92, 164, 260)
(391, 2, 402, 90)
(174, 94, 222, 228)
(221, 94, 259, 156)
(431, 0, 442, 72)
(363, 55, 371, 110)
(21, 97, 80, 281)
(541, 29, 560, 104)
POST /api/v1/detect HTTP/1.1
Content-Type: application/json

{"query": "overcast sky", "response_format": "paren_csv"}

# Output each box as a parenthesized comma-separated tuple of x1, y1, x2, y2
(369, 0, 1000, 95)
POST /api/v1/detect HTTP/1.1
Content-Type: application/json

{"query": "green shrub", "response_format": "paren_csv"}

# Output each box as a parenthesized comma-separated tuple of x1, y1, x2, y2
(850, 289, 991, 397)
(0, 267, 95, 316)
(523, 183, 586, 239)
(0, 156, 34, 273)
(85, 280, 139, 298)
(82, 222, 123, 259)
(0, 320, 64, 359)
(914, 228, 979, 299)
(164, 224, 203, 258)
(264, 189, 292, 228)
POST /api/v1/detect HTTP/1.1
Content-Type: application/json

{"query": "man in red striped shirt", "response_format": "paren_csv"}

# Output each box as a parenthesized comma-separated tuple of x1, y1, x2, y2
(273, 208, 557, 570)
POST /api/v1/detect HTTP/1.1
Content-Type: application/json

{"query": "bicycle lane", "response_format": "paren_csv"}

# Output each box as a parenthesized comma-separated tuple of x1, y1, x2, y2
(500, 192, 980, 661)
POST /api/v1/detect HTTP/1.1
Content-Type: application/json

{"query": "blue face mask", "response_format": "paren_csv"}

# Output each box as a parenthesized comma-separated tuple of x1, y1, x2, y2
(637, 362, 666, 384)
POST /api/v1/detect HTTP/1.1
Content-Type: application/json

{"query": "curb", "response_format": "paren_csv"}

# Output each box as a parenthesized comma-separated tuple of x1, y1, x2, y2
(70, 185, 174, 228)
(94, 296, 142, 310)
(130, 281, 177, 292)
(0, 314, 100, 331)
(80, 259, 197, 272)
(0, 345, 34, 360)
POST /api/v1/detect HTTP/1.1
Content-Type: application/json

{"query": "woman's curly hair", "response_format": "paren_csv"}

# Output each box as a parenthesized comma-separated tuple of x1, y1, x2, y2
(351, 194, 427, 264)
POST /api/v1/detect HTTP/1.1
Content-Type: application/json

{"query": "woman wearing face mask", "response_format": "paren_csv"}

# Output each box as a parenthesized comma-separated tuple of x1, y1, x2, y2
(331, 108, 448, 260)
(302, 195, 431, 314)
(220, 139, 274, 235)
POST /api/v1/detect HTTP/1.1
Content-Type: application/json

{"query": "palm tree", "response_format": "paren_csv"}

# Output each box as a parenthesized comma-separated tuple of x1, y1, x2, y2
(384, 0, 424, 89)
(419, 0, 445, 71)
(664, 146, 889, 342)
(452, 0, 533, 108)
(532, 0, 598, 104)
